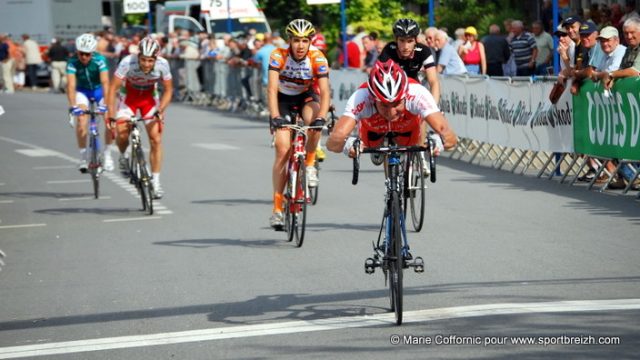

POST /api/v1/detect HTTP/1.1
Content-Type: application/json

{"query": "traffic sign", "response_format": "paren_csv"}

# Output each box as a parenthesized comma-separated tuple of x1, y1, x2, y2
(123, 0, 150, 14)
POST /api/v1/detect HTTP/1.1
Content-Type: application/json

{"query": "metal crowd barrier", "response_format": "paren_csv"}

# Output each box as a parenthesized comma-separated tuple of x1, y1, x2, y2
(168, 57, 266, 115)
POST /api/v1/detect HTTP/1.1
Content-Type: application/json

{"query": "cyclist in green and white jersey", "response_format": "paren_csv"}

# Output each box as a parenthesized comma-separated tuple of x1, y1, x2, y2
(66, 33, 113, 172)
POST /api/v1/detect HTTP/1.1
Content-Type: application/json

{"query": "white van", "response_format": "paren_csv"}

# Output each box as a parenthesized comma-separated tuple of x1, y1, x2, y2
(157, 0, 272, 38)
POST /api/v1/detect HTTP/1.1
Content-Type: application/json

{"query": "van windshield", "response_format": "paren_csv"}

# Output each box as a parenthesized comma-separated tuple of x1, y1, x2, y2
(209, 18, 270, 37)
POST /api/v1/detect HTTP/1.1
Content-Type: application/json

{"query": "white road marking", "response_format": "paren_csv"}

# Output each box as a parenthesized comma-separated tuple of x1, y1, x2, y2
(0, 298, 638, 359)
(15, 149, 62, 157)
(0, 136, 174, 216)
(33, 165, 76, 170)
(103, 216, 162, 223)
(192, 143, 238, 150)
(0, 183, 6, 186)
(59, 196, 112, 202)
(0, 223, 47, 230)
(46, 180, 90, 184)
(155, 210, 173, 215)
(0, 200, 15, 204)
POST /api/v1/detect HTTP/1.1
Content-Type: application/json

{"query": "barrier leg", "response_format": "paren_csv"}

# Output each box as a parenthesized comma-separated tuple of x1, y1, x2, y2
(538, 153, 555, 178)
(510, 150, 529, 173)
(495, 148, 515, 170)
(588, 159, 608, 191)
(569, 157, 589, 185)
(560, 154, 579, 184)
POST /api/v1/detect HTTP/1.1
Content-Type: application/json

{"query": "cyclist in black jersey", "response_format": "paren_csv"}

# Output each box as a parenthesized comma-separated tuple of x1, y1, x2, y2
(377, 19, 441, 172)
(378, 19, 440, 103)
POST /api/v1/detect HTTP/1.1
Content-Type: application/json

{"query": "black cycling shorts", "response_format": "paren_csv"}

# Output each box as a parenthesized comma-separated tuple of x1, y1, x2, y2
(277, 90, 319, 122)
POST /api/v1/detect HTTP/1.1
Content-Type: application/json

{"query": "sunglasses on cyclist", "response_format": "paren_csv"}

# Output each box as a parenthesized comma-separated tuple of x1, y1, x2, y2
(78, 52, 92, 57)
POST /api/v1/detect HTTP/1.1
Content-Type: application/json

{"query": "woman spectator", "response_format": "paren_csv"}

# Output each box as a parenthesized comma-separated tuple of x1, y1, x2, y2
(458, 26, 486, 74)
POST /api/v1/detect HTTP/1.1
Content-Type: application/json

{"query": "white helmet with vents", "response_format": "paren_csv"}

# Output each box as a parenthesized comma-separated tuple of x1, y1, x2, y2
(75, 33, 97, 53)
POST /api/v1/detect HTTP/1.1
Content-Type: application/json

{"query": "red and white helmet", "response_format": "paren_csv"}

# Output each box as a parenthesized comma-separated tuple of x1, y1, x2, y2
(139, 36, 160, 58)
(367, 60, 408, 104)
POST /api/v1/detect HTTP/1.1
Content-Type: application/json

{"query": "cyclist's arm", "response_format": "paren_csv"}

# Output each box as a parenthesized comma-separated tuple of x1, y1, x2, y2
(423, 112, 457, 150)
(316, 76, 330, 119)
(99, 70, 109, 94)
(423, 66, 440, 104)
(106, 75, 123, 121)
(157, 78, 173, 120)
(326, 115, 356, 153)
(267, 69, 280, 118)
(66, 73, 77, 108)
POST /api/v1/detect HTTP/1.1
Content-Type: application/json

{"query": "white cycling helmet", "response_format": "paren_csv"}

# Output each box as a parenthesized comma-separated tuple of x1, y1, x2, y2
(75, 33, 97, 53)
(139, 36, 161, 58)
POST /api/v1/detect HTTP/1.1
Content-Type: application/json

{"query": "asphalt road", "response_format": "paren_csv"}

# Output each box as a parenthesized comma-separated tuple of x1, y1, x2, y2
(0, 92, 639, 359)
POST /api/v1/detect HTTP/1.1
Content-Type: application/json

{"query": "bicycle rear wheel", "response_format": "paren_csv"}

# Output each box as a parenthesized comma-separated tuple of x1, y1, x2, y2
(285, 162, 296, 242)
(408, 153, 425, 232)
(89, 134, 100, 199)
(389, 191, 403, 325)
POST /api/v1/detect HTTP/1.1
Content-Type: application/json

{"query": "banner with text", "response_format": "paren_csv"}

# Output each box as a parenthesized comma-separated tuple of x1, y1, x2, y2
(439, 76, 574, 152)
(573, 78, 640, 160)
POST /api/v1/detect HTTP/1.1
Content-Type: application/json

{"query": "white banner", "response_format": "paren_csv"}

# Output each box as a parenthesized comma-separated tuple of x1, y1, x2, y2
(201, 0, 262, 20)
(123, 0, 149, 14)
(329, 69, 367, 116)
(440, 76, 574, 152)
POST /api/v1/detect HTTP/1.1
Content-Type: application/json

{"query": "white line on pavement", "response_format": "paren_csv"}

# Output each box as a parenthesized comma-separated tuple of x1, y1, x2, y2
(103, 216, 162, 223)
(33, 165, 76, 170)
(0, 298, 638, 359)
(59, 196, 112, 202)
(0, 223, 47, 230)
(0, 200, 15, 204)
(46, 180, 90, 184)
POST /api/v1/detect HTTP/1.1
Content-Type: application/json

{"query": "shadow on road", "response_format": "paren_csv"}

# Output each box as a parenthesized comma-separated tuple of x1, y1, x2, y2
(1, 276, 639, 331)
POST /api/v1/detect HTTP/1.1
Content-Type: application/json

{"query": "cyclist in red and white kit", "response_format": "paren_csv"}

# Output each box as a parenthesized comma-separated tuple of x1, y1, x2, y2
(327, 60, 457, 158)
(106, 36, 173, 199)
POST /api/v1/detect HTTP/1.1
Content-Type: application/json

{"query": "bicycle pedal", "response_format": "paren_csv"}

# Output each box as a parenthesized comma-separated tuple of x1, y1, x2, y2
(364, 257, 378, 274)
(408, 256, 425, 273)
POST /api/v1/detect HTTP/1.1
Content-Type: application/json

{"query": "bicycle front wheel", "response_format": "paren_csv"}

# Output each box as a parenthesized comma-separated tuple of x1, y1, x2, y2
(408, 153, 425, 232)
(293, 157, 307, 247)
(137, 148, 153, 215)
(89, 134, 100, 199)
(310, 162, 319, 205)
(389, 191, 403, 325)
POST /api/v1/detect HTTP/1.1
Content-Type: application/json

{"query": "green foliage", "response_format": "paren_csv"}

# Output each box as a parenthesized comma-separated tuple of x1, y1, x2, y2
(435, 0, 524, 38)
(124, 13, 146, 26)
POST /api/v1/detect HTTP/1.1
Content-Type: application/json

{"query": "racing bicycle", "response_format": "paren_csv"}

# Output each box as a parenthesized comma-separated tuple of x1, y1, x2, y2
(276, 109, 325, 247)
(352, 134, 426, 325)
(112, 115, 156, 215)
(69, 100, 105, 199)
(403, 132, 438, 232)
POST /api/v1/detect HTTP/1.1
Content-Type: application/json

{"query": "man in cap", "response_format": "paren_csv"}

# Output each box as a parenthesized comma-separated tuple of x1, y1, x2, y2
(591, 26, 627, 79)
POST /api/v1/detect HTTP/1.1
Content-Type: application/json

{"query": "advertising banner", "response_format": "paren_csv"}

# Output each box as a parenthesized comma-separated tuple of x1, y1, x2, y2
(573, 79, 640, 160)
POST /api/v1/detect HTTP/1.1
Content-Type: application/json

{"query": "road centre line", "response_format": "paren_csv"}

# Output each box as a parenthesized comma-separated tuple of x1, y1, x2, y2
(0, 136, 173, 216)
(103, 216, 162, 223)
(46, 180, 90, 184)
(0, 298, 638, 359)
(0, 223, 47, 230)
(59, 196, 112, 202)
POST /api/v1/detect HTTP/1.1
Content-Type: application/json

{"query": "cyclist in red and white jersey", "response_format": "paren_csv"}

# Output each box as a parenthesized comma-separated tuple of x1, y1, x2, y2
(106, 36, 173, 199)
(326, 60, 457, 158)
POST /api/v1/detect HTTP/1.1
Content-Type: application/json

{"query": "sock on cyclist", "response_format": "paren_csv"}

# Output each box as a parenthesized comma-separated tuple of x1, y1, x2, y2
(152, 172, 160, 183)
(79, 148, 87, 160)
(305, 151, 316, 167)
(273, 192, 283, 213)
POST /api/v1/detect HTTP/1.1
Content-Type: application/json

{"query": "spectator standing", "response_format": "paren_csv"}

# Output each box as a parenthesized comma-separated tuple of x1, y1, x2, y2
(0, 34, 14, 93)
(452, 28, 466, 49)
(21, 34, 43, 89)
(336, 34, 362, 69)
(9, 36, 26, 90)
(555, 25, 575, 71)
(362, 35, 378, 72)
(621, 1, 639, 25)
(423, 27, 440, 62)
(601, 17, 640, 187)
(47, 38, 69, 93)
(532, 20, 554, 75)
(510, 20, 538, 76)
(482, 24, 510, 76)
(253, 33, 275, 106)
(541, 0, 554, 32)
(434, 30, 467, 75)
(458, 26, 486, 74)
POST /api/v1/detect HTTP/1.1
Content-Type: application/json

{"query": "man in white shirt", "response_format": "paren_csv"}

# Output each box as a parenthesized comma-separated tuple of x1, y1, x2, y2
(591, 26, 627, 75)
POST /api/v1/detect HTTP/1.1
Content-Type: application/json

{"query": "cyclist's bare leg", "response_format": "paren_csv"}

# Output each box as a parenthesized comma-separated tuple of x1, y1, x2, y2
(115, 119, 131, 154)
(75, 104, 89, 149)
(302, 101, 321, 162)
(145, 120, 163, 173)
(272, 129, 292, 211)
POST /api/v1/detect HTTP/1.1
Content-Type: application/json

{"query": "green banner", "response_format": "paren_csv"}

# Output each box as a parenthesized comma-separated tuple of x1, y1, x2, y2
(573, 78, 640, 160)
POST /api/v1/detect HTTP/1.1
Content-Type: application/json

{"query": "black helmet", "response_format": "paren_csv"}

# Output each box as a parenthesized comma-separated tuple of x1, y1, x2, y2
(392, 18, 420, 38)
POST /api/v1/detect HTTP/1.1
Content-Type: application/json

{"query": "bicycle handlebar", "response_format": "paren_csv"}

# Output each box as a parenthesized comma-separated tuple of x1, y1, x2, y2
(277, 123, 325, 132)
(362, 145, 428, 154)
